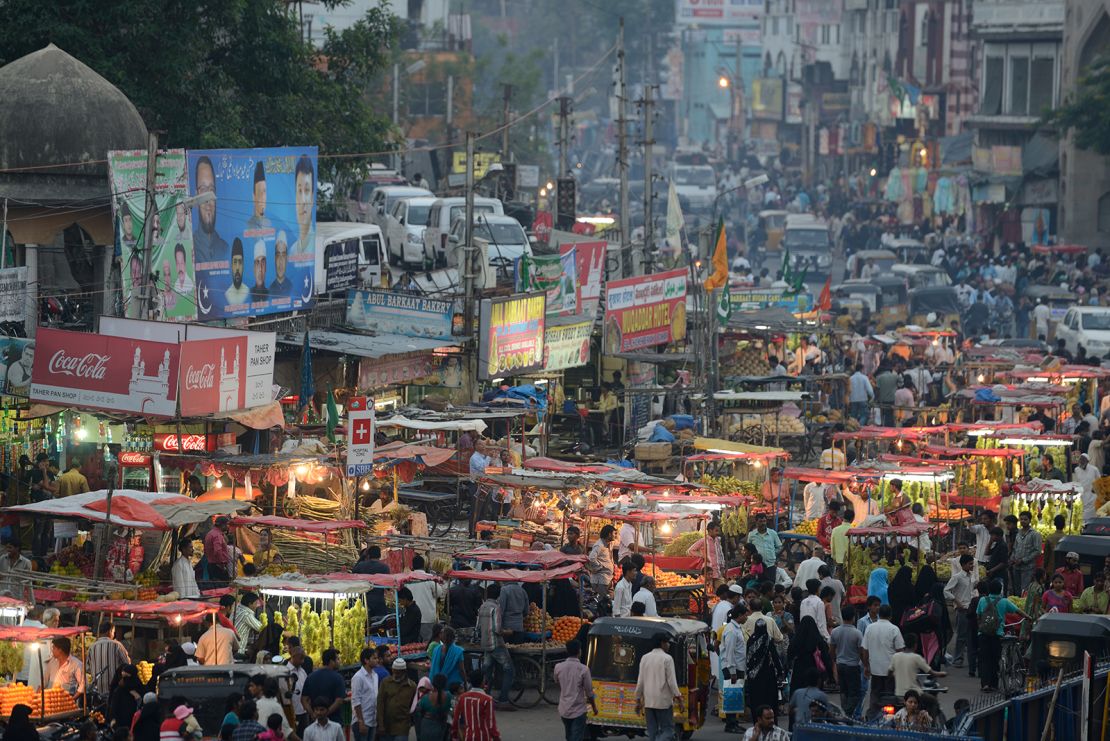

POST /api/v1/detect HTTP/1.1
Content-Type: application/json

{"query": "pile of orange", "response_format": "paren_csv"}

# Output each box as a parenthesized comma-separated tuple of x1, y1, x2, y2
(0, 683, 35, 716)
(35, 687, 76, 716)
(552, 616, 584, 642)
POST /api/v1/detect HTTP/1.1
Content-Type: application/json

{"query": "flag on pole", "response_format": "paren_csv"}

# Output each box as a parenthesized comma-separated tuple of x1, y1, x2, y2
(704, 218, 729, 291)
(716, 287, 732, 326)
(298, 330, 315, 411)
(780, 248, 793, 286)
(325, 388, 339, 443)
(666, 181, 685, 249)
(817, 276, 832, 311)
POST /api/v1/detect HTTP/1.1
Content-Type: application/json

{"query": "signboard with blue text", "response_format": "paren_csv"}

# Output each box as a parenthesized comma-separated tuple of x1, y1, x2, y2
(187, 147, 318, 320)
(346, 290, 456, 340)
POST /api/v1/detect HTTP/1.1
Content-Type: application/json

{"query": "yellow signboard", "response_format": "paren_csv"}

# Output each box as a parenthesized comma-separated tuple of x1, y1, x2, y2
(451, 151, 501, 179)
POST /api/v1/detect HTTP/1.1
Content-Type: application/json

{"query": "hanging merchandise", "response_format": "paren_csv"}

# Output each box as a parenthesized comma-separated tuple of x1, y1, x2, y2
(884, 167, 904, 202)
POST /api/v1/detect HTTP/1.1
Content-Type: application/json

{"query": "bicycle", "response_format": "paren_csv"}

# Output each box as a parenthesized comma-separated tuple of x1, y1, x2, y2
(998, 619, 1029, 697)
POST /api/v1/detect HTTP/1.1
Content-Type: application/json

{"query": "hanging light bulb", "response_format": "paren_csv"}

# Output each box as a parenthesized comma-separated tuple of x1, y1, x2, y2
(361, 480, 371, 492)
(295, 464, 309, 477)
(215, 478, 224, 489)
(660, 521, 674, 535)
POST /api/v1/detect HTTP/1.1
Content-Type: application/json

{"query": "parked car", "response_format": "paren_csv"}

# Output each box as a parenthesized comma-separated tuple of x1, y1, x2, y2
(423, 196, 504, 266)
(446, 213, 534, 278)
(365, 186, 433, 229)
(669, 164, 717, 211)
(341, 164, 409, 221)
(1055, 306, 1110, 358)
(383, 195, 437, 266)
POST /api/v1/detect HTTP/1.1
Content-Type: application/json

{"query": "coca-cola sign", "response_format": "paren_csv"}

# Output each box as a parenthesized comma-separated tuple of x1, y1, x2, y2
(153, 433, 217, 452)
(184, 363, 216, 391)
(31, 328, 180, 417)
(119, 451, 152, 466)
(48, 351, 110, 380)
(178, 336, 247, 416)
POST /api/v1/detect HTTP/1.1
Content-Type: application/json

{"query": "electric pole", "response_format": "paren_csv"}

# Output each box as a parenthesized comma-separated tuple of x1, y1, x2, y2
(557, 96, 573, 177)
(500, 83, 513, 161)
(616, 17, 631, 278)
(137, 131, 158, 319)
(639, 84, 656, 273)
(463, 131, 478, 402)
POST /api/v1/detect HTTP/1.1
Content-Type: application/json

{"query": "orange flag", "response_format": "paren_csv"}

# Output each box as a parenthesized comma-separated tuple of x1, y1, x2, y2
(704, 218, 729, 291)
(817, 276, 832, 312)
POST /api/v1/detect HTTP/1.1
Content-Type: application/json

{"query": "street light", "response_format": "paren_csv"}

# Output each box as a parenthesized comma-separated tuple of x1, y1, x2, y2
(718, 76, 730, 89)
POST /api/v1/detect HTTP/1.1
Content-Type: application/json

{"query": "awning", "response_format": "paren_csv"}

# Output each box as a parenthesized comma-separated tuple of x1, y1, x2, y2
(924, 445, 1025, 459)
(447, 563, 583, 583)
(4, 490, 251, 530)
(230, 516, 367, 533)
(0, 625, 89, 641)
(583, 508, 708, 523)
(374, 441, 456, 467)
(522, 458, 614, 474)
(320, 571, 442, 588)
(831, 426, 936, 441)
(940, 132, 973, 166)
(691, 438, 789, 459)
(57, 600, 218, 623)
(782, 467, 882, 484)
(378, 415, 487, 434)
(234, 576, 372, 595)
(647, 493, 751, 507)
(454, 549, 586, 568)
(713, 390, 808, 403)
(278, 330, 458, 360)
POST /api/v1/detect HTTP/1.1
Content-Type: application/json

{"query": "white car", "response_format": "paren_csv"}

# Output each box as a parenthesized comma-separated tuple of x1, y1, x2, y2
(670, 164, 718, 211)
(1056, 307, 1110, 359)
(422, 197, 504, 266)
(383, 196, 437, 266)
(366, 186, 433, 229)
(447, 214, 534, 278)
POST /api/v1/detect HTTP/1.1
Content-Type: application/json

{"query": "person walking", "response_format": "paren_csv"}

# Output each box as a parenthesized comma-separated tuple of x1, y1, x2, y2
(860, 604, 904, 719)
(848, 365, 874, 426)
(829, 608, 864, 719)
(719, 606, 748, 734)
(1010, 511, 1042, 596)
(587, 525, 616, 598)
(414, 674, 453, 741)
(744, 619, 784, 726)
(453, 669, 501, 741)
(635, 633, 685, 741)
(975, 580, 1030, 693)
(943, 554, 976, 667)
(476, 584, 515, 709)
(553, 639, 597, 741)
(377, 658, 417, 741)
(351, 648, 379, 741)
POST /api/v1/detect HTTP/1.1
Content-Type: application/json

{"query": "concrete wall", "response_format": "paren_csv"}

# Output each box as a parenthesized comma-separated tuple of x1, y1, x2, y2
(1060, 0, 1110, 247)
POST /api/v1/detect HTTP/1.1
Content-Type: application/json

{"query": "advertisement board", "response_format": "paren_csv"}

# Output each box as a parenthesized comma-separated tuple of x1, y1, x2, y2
(322, 238, 360, 293)
(0, 267, 27, 323)
(542, 320, 593, 372)
(560, 240, 606, 318)
(152, 433, 235, 452)
(358, 353, 464, 391)
(187, 147, 317, 319)
(98, 316, 276, 412)
(30, 328, 180, 417)
(346, 290, 456, 340)
(178, 336, 250, 416)
(603, 270, 687, 353)
(0, 337, 34, 397)
(478, 293, 547, 379)
(675, 0, 763, 25)
(108, 150, 197, 320)
(518, 251, 578, 315)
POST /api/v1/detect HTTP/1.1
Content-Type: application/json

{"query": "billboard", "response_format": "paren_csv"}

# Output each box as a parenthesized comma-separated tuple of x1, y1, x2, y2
(675, 0, 762, 25)
(604, 269, 687, 354)
(187, 147, 317, 320)
(0, 267, 27, 323)
(0, 337, 34, 397)
(478, 293, 546, 380)
(30, 328, 180, 417)
(559, 240, 606, 318)
(322, 238, 360, 293)
(108, 150, 197, 320)
(346, 290, 456, 340)
(517, 251, 578, 315)
(542, 320, 594, 372)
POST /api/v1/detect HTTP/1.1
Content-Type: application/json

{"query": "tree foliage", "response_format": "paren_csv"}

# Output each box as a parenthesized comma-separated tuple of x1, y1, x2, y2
(1046, 56, 1110, 155)
(0, 0, 401, 178)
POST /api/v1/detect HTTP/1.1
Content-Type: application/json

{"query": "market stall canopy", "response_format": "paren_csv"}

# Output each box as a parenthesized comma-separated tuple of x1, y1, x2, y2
(831, 426, 936, 441)
(924, 445, 1025, 458)
(320, 570, 443, 588)
(234, 575, 373, 596)
(848, 521, 932, 537)
(446, 563, 583, 583)
(691, 438, 789, 460)
(231, 515, 367, 533)
(782, 467, 881, 484)
(583, 508, 708, 523)
(647, 493, 751, 507)
(455, 549, 586, 568)
(4, 490, 250, 530)
(1012, 479, 1081, 494)
(57, 599, 218, 623)
(523, 458, 614, 474)
(277, 329, 458, 359)
(946, 421, 1043, 434)
(374, 441, 456, 467)
(713, 390, 809, 403)
(1006, 366, 1110, 381)
(955, 386, 1066, 407)
(378, 415, 487, 434)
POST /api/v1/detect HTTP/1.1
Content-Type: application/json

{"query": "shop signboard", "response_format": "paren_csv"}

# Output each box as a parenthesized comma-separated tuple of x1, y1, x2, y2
(542, 320, 594, 372)
(30, 328, 180, 417)
(0, 337, 34, 397)
(108, 149, 197, 320)
(358, 353, 465, 391)
(561, 240, 606, 318)
(518, 250, 578, 315)
(177, 336, 250, 416)
(187, 147, 318, 320)
(346, 396, 375, 476)
(478, 293, 547, 379)
(322, 238, 360, 293)
(729, 287, 812, 312)
(0, 267, 27, 323)
(346, 290, 456, 340)
(603, 269, 687, 354)
(675, 0, 763, 25)
(98, 317, 277, 411)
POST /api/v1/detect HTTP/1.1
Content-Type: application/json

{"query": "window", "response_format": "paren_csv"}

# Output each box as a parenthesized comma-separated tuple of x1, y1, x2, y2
(981, 56, 1004, 115)
(821, 24, 830, 44)
(408, 82, 447, 116)
(787, 16, 793, 35)
(1008, 55, 1029, 115)
(773, 16, 780, 35)
(1029, 56, 1055, 114)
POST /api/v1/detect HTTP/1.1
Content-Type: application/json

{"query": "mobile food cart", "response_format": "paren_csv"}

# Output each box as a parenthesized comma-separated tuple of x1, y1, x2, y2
(0, 625, 89, 723)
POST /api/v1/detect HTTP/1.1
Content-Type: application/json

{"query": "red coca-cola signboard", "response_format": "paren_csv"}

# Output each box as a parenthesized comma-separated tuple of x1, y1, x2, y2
(177, 336, 248, 416)
(153, 433, 215, 452)
(31, 328, 180, 417)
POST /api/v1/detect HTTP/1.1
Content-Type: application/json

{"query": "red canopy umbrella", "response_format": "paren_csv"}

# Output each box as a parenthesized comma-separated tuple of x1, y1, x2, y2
(85, 496, 170, 530)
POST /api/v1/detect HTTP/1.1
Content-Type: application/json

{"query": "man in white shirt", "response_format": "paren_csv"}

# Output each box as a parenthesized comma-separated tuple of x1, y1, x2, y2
(719, 606, 749, 734)
(943, 554, 976, 667)
(968, 510, 996, 565)
(1073, 453, 1101, 523)
(799, 579, 829, 640)
(710, 585, 742, 681)
(408, 555, 446, 642)
(47, 638, 85, 699)
(612, 563, 636, 618)
(1032, 299, 1052, 340)
(794, 547, 827, 588)
(351, 647, 380, 741)
(631, 576, 658, 617)
(843, 485, 881, 527)
(171, 538, 200, 599)
(634, 634, 685, 738)
(861, 604, 905, 719)
(18, 607, 45, 686)
(617, 521, 639, 562)
(0, 539, 33, 603)
(803, 481, 829, 521)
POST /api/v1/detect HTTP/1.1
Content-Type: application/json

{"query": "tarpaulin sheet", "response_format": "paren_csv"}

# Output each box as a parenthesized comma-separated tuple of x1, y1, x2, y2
(374, 442, 455, 467)
(0, 625, 88, 641)
(523, 457, 614, 474)
(378, 415, 487, 433)
(60, 600, 218, 622)
(692, 438, 789, 459)
(234, 576, 372, 594)
(446, 563, 583, 583)
(320, 570, 443, 588)
(832, 426, 935, 441)
(925, 445, 1025, 458)
(583, 508, 708, 523)
(85, 496, 170, 530)
(231, 516, 367, 533)
(783, 467, 882, 484)
(4, 490, 249, 530)
(455, 549, 586, 568)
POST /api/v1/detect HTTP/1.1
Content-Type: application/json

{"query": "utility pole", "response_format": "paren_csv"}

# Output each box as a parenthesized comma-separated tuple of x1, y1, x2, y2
(392, 63, 400, 172)
(500, 83, 513, 161)
(137, 131, 158, 319)
(616, 17, 631, 277)
(463, 131, 478, 402)
(639, 85, 656, 271)
(557, 96, 573, 177)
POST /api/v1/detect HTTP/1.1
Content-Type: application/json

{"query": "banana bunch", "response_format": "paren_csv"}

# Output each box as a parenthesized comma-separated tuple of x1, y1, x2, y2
(721, 509, 747, 537)
(333, 598, 368, 665)
(699, 475, 759, 497)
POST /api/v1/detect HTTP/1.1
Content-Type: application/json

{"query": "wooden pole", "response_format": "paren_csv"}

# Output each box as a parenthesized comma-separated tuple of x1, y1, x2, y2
(92, 489, 114, 581)
(1041, 667, 1067, 741)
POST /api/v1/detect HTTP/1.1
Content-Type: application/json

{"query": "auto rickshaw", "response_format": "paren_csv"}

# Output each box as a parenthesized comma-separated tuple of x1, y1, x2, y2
(887, 237, 928, 263)
(1082, 517, 1110, 536)
(833, 281, 879, 323)
(758, 210, 788, 251)
(848, 248, 897, 279)
(157, 664, 296, 733)
(585, 616, 710, 740)
(1030, 614, 1110, 677)
(1055, 535, 1110, 589)
(909, 286, 961, 328)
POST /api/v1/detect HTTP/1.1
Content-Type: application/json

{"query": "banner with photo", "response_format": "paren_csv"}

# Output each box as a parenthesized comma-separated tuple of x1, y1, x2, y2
(108, 150, 197, 320)
(542, 320, 593, 372)
(0, 337, 34, 396)
(187, 147, 318, 319)
(517, 250, 578, 315)
(358, 353, 465, 391)
(561, 240, 605, 318)
(603, 269, 687, 353)
(478, 293, 546, 379)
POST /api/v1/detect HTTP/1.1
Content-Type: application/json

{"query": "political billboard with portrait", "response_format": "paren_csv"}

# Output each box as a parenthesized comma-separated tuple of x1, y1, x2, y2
(187, 147, 318, 320)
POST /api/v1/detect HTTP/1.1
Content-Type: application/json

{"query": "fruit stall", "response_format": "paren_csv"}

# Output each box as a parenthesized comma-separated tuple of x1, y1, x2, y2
(685, 437, 789, 525)
(230, 515, 369, 575)
(581, 508, 711, 619)
(844, 520, 935, 589)
(951, 385, 1067, 431)
(0, 624, 89, 722)
(831, 426, 939, 467)
(780, 467, 883, 534)
(1007, 481, 1085, 536)
(445, 560, 585, 708)
(716, 390, 810, 451)
(983, 429, 1075, 478)
(1004, 365, 1110, 415)
(648, 491, 751, 565)
(923, 444, 1024, 510)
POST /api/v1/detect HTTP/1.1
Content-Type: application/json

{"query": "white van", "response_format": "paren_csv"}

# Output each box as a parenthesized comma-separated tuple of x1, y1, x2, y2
(383, 195, 438, 266)
(314, 222, 389, 295)
(366, 186, 433, 228)
(422, 197, 503, 266)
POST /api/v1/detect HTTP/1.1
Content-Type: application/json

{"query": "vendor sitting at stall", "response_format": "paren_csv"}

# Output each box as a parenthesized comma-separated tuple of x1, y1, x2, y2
(885, 479, 910, 511)
(687, 520, 726, 587)
(367, 487, 399, 515)
(252, 528, 283, 573)
(397, 587, 423, 645)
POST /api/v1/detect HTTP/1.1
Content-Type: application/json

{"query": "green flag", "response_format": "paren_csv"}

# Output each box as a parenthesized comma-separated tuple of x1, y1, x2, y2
(781, 248, 794, 286)
(326, 388, 339, 443)
(716, 287, 732, 326)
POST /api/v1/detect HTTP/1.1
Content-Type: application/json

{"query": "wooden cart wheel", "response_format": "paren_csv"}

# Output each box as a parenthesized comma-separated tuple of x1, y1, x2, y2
(738, 425, 765, 445)
(426, 501, 458, 536)
(510, 654, 544, 708)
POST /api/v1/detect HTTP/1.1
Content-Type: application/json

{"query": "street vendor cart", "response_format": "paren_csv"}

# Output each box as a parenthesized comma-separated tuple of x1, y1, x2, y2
(0, 624, 90, 724)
